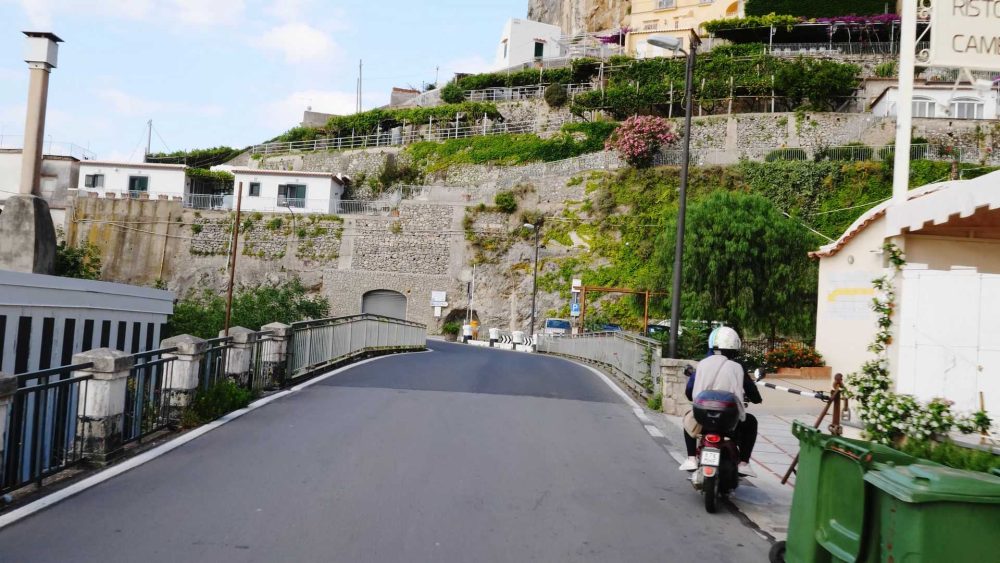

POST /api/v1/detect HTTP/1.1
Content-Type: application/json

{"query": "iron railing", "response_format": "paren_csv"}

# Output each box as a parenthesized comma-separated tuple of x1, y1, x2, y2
(2, 363, 94, 494)
(286, 314, 427, 381)
(200, 337, 231, 391)
(536, 332, 661, 398)
(123, 348, 177, 444)
(243, 331, 283, 391)
(464, 83, 595, 102)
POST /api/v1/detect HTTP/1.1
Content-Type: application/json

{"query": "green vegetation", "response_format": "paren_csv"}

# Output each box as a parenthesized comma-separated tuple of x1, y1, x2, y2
(544, 83, 568, 108)
(455, 66, 576, 90)
(745, 0, 890, 18)
(766, 148, 808, 161)
(265, 217, 284, 231)
(441, 321, 462, 337)
(54, 239, 102, 280)
(494, 191, 518, 214)
(703, 14, 800, 33)
(874, 60, 898, 78)
(898, 440, 1000, 474)
(181, 380, 255, 427)
(647, 392, 662, 411)
(147, 146, 242, 168)
(166, 278, 330, 339)
(273, 102, 502, 142)
(185, 168, 235, 182)
(440, 82, 465, 104)
(405, 121, 617, 172)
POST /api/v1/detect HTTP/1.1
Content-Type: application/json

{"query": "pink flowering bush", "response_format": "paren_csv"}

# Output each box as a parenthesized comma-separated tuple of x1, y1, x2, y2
(604, 115, 678, 167)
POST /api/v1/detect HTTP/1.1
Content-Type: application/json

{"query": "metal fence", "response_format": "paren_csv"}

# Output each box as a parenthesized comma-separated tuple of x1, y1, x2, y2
(286, 314, 427, 381)
(767, 41, 930, 57)
(465, 83, 595, 102)
(2, 314, 427, 496)
(536, 332, 661, 399)
(2, 363, 93, 494)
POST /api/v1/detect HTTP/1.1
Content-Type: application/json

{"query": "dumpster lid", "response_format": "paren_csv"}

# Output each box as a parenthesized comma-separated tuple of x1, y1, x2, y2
(865, 462, 1000, 504)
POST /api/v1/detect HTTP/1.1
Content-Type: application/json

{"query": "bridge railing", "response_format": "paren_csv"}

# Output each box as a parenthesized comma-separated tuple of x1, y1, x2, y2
(286, 314, 426, 381)
(1, 314, 426, 496)
(536, 332, 661, 399)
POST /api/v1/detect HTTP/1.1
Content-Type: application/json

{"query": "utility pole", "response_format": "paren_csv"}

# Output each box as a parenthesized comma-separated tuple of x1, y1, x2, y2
(223, 182, 244, 337)
(357, 59, 363, 113)
(435, 65, 440, 87)
(145, 119, 152, 160)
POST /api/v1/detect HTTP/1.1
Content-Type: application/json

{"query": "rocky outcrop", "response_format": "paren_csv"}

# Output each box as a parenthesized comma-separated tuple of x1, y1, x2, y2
(527, 0, 630, 35)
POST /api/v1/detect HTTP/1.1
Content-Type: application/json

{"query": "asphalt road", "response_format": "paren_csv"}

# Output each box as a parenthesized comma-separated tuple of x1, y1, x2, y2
(0, 341, 771, 562)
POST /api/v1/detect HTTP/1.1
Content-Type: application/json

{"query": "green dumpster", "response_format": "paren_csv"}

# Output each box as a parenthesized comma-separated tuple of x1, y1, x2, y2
(862, 463, 1000, 562)
(782, 422, 926, 563)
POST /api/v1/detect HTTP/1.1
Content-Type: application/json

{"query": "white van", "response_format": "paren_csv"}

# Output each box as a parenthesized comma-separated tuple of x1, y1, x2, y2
(542, 318, 572, 335)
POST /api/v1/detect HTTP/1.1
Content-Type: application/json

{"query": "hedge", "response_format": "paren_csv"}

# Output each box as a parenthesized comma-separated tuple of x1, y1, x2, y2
(745, 0, 891, 18)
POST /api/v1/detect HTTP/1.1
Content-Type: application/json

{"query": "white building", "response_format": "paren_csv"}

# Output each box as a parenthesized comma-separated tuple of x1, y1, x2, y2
(230, 168, 346, 214)
(494, 18, 564, 71)
(0, 149, 79, 208)
(812, 172, 1000, 421)
(870, 83, 1000, 120)
(77, 161, 188, 198)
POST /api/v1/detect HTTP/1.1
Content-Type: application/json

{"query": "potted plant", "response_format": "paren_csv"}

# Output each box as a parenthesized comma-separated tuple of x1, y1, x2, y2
(441, 321, 461, 342)
(765, 342, 830, 379)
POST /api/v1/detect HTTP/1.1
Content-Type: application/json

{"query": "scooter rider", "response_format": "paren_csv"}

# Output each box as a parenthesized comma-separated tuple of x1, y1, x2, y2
(678, 327, 761, 476)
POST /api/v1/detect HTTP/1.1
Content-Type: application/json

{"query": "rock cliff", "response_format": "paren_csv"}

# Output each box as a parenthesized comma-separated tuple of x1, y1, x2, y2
(527, 0, 630, 35)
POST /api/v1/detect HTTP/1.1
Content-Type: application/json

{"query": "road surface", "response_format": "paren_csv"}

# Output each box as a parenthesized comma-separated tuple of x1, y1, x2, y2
(0, 341, 771, 562)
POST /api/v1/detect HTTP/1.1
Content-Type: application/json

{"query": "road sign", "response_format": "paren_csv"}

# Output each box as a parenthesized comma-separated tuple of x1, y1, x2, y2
(570, 302, 581, 317)
(430, 291, 448, 307)
(571, 278, 582, 293)
(928, 1, 1000, 71)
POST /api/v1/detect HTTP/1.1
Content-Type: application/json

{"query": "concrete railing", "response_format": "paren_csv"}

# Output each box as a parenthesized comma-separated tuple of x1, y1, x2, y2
(1, 313, 426, 496)
(536, 332, 661, 399)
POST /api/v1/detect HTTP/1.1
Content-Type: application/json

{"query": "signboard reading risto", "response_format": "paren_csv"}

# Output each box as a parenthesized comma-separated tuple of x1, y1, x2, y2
(930, 0, 1000, 70)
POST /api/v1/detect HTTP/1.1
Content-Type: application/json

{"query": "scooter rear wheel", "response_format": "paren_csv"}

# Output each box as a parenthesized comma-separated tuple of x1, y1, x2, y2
(768, 541, 786, 563)
(703, 475, 718, 513)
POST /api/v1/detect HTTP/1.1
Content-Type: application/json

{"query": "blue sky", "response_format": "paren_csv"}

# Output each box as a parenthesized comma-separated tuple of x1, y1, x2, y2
(0, 0, 523, 161)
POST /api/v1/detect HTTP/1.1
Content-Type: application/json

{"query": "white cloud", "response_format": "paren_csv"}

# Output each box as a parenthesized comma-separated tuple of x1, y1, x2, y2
(258, 23, 338, 63)
(170, 0, 245, 25)
(94, 88, 223, 118)
(265, 0, 311, 22)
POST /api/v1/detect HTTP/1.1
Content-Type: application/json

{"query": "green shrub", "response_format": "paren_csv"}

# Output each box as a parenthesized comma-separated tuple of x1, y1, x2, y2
(897, 439, 1000, 474)
(874, 61, 898, 78)
(745, 0, 889, 18)
(55, 240, 102, 280)
(190, 223, 204, 234)
(544, 83, 568, 108)
(265, 217, 284, 230)
(441, 321, 462, 336)
(296, 227, 308, 238)
(647, 393, 663, 411)
(181, 380, 255, 427)
(494, 191, 518, 214)
(440, 82, 465, 104)
(765, 148, 808, 162)
(815, 143, 874, 162)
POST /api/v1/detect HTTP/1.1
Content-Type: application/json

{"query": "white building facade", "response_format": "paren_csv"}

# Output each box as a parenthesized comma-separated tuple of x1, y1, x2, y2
(870, 84, 1000, 120)
(231, 168, 345, 214)
(494, 18, 565, 71)
(76, 161, 188, 198)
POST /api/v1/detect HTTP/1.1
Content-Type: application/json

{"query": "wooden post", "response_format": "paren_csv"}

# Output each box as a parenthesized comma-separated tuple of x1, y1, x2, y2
(580, 286, 587, 331)
(643, 291, 650, 336)
(223, 182, 244, 337)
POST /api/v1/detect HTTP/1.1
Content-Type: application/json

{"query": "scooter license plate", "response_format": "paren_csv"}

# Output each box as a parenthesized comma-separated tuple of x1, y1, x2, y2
(700, 450, 721, 467)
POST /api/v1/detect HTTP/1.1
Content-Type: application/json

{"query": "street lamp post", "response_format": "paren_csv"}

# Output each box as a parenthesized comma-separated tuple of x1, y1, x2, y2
(648, 33, 699, 359)
(525, 223, 541, 338)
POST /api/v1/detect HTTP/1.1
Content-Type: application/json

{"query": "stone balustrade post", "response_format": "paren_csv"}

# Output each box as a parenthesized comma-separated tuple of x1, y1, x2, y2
(0, 374, 15, 469)
(73, 348, 134, 465)
(160, 334, 208, 421)
(220, 327, 254, 386)
(261, 322, 291, 387)
(660, 358, 698, 416)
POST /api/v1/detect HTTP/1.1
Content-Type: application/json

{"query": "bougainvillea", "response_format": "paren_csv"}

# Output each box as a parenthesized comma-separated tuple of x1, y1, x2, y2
(604, 115, 677, 167)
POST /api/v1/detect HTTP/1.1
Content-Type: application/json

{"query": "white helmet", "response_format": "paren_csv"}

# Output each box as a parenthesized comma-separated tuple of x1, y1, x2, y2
(709, 326, 741, 352)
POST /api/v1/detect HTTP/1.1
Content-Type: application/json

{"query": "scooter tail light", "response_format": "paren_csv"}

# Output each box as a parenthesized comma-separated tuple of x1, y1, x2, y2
(703, 466, 716, 477)
(705, 434, 722, 444)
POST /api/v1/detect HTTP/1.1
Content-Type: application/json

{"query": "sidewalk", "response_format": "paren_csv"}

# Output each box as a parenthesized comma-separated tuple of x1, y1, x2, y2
(647, 377, 833, 540)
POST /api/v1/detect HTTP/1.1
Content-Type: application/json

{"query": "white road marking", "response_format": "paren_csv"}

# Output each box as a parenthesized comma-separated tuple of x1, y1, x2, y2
(0, 352, 417, 530)
(644, 425, 664, 438)
(633, 408, 651, 423)
(571, 362, 643, 410)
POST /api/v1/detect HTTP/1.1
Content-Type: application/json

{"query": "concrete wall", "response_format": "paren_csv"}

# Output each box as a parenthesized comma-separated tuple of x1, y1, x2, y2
(0, 150, 79, 209)
(78, 162, 187, 197)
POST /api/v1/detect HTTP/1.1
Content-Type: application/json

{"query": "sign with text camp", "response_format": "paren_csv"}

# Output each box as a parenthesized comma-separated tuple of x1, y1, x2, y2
(930, 1, 1000, 70)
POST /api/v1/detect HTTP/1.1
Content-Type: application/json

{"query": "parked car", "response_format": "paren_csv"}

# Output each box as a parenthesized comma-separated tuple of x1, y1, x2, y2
(542, 318, 572, 335)
(646, 324, 670, 340)
(601, 323, 623, 332)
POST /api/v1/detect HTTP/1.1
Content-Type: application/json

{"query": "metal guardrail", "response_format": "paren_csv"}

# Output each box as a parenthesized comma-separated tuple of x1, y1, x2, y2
(2, 363, 95, 494)
(286, 314, 426, 380)
(767, 41, 930, 57)
(536, 332, 661, 398)
(464, 83, 595, 102)
(123, 348, 177, 445)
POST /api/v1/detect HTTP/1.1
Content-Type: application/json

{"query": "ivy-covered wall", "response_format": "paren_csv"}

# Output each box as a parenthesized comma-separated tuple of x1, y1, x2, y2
(745, 0, 893, 18)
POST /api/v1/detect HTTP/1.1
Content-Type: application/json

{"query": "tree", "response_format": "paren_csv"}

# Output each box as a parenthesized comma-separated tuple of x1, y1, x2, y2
(440, 82, 465, 104)
(651, 191, 818, 339)
(55, 240, 102, 280)
(543, 83, 568, 108)
(604, 115, 677, 167)
(166, 278, 330, 339)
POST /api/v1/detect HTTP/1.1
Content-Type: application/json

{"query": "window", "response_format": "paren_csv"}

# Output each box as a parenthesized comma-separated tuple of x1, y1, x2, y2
(658, 0, 676, 9)
(84, 174, 104, 188)
(128, 176, 149, 192)
(643, 19, 658, 31)
(502, 40, 508, 59)
(534, 41, 544, 58)
(277, 184, 306, 208)
(249, 182, 261, 197)
(951, 97, 984, 119)
(912, 97, 936, 118)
